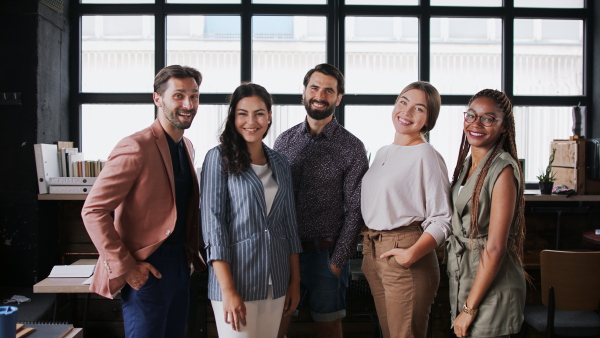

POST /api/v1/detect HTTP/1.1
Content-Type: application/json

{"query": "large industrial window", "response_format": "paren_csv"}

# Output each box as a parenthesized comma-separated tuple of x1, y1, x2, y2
(71, 0, 591, 182)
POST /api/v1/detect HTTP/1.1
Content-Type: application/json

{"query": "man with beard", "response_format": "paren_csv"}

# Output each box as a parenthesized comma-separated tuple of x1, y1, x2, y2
(274, 63, 369, 338)
(82, 65, 206, 338)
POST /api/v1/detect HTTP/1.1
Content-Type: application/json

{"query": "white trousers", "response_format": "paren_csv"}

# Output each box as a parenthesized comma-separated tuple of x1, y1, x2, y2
(211, 286, 286, 338)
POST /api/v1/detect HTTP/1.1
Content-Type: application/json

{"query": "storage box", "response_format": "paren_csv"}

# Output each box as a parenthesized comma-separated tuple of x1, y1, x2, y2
(550, 139, 600, 194)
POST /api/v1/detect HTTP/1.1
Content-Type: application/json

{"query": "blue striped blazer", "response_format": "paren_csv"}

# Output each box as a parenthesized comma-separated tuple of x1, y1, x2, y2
(201, 144, 302, 302)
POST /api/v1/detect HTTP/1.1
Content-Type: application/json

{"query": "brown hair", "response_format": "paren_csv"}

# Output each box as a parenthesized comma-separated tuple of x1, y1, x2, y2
(451, 89, 526, 266)
(396, 81, 441, 134)
(303, 63, 345, 95)
(154, 65, 202, 96)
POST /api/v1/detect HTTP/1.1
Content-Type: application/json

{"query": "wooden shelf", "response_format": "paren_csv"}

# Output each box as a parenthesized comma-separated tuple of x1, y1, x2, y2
(524, 194, 600, 202)
(38, 194, 87, 200)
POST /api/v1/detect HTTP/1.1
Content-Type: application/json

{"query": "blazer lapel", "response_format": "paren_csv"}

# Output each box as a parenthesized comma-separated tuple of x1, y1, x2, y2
(265, 147, 284, 221)
(151, 120, 175, 197)
(240, 167, 268, 219)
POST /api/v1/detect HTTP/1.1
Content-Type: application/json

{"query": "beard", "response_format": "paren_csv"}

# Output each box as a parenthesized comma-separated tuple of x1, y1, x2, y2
(164, 106, 195, 130)
(303, 97, 336, 121)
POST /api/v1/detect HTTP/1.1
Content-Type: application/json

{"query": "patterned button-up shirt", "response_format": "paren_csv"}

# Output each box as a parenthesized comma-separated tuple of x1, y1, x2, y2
(274, 117, 369, 268)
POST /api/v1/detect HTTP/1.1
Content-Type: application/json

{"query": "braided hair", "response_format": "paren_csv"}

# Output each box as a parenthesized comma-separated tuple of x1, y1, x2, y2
(451, 89, 526, 266)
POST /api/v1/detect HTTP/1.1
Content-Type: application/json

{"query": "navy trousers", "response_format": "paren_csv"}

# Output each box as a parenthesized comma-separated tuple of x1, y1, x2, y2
(121, 244, 191, 338)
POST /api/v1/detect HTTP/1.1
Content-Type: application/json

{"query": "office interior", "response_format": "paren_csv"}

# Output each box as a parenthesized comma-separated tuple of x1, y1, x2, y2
(1, 0, 600, 337)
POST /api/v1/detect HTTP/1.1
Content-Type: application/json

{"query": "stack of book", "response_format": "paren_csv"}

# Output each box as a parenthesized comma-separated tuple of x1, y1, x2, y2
(34, 142, 105, 194)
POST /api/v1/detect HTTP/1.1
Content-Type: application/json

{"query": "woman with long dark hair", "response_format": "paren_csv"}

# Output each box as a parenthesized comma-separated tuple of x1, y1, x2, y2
(447, 89, 526, 338)
(201, 83, 302, 338)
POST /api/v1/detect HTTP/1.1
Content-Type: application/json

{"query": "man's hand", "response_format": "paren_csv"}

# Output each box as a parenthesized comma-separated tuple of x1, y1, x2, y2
(330, 264, 342, 277)
(124, 262, 162, 290)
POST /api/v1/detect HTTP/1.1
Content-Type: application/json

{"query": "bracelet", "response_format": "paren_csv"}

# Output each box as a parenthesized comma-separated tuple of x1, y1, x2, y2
(462, 302, 478, 316)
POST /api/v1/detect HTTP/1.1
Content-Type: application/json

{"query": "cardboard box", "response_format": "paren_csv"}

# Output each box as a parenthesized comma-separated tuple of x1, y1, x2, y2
(550, 139, 600, 194)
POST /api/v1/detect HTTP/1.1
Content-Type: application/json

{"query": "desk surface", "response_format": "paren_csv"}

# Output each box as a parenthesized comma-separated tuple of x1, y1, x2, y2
(524, 192, 600, 202)
(33, 259, 96, 294)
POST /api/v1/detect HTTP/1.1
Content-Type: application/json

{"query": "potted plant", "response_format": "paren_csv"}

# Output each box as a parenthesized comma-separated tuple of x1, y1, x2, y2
(537, 148, 557, 195)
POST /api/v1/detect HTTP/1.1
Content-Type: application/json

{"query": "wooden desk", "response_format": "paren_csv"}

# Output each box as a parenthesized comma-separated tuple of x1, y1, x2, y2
(33, 259, 96, 294)
(583, 231, 600, 245)
(524, 192, 600, 202)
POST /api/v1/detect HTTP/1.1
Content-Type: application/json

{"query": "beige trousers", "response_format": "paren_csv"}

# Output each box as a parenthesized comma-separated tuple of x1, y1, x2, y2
(361, 225, 440, 338)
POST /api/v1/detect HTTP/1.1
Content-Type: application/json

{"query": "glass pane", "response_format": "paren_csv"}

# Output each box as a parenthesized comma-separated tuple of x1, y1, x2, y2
(82, 0, 153, 3)
(431, 0, 501, 6)
(82, 16, 155, 92)
(514, 107, 572, 182)
(345, 105, 395, 164)
(167, 0, 239, 3)
(186, 105, 306, 166)
(514, 19, 583, 95)
(346, 0, 417, 4)
(167, 16, 241, 93)
(345, 17, 418, 94)
(515, 0, 583, 8)
(428, 106, 465, 180)
(430, 18, 501, 95)
(252, 16, 326, 94)
(82, 104, 155, 161)
(253, 0, 324, 4)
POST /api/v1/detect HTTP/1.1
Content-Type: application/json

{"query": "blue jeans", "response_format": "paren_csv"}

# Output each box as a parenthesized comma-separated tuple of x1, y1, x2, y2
(296, 246, 350, 322)
(121, 244, 191, 338)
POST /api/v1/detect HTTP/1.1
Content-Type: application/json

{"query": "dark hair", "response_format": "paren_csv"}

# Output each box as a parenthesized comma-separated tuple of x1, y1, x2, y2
(451, 89, 526, 267)
(303, 63, 345, 95)
(220, 83, 273, 175)
(154, 65, 202, 95)
(397, 81, 441, 134)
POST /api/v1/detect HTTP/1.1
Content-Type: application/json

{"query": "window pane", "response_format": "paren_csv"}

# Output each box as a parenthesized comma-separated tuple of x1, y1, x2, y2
(346, 0, 417, 5)
(431, 0, 501, 6)
(82, 16, 155, 92)
(253, 0, 324, 4)
(186, 105, 306, 166)
(167, 0, 239, 3)
(252, 16, 326, 94)
(515, 0, 583, 8)
(428, 106, 465, 180)
(82, 0, 153, 3)
(514, 106, 572, 182)
(431, 18, 501, 95)
(514, 19, 583, 95)
(167, 16, 241, 93)
(346, 17, 418, 94)
(344, 106, 395, 164)
(82, 105, 155, 161)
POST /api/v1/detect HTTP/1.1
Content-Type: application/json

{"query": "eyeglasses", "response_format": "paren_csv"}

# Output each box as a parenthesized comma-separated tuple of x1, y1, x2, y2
(463, 111, 503, 127)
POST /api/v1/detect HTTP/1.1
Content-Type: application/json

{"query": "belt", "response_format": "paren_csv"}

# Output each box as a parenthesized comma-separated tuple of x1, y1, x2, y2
(301, 237, 337, 251)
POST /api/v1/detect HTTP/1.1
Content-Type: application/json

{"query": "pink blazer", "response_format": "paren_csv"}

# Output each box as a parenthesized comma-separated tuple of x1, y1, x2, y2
(82, 119, 206, 299)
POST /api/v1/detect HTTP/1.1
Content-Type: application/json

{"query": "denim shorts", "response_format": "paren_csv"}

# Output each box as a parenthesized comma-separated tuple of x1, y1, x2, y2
(295, 246, 350, 322)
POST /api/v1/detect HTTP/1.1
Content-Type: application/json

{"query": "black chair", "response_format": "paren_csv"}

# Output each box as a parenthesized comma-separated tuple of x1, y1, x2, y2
(523, 250, 600, 337)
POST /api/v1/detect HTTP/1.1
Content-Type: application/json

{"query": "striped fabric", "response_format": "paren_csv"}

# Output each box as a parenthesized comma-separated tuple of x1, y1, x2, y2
(201, 145, 302, 302)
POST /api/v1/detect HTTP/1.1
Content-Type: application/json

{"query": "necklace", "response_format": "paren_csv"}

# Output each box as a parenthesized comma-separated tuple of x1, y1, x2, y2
(382, 135, 423, 166)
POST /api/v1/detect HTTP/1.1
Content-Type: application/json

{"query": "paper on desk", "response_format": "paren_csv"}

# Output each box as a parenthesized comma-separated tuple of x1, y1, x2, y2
(82, 274, 94, 285)
(48, 265, 95, 278)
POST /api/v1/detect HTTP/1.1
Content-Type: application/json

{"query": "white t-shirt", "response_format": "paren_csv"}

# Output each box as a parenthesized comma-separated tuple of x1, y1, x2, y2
(360, 143, 452, 246)
(251, 163, 278, 215)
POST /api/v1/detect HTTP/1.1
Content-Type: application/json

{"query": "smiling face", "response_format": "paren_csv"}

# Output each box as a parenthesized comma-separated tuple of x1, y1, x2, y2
(464, 96, 506, 151)
(234, 95, 272, 146)
(302, 71, 343, 121)
(391, 89, 429, 139)
(154, 77, 199, 137)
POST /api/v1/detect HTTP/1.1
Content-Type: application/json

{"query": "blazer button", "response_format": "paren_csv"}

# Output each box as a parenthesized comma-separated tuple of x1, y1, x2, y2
(166, 230, 171, 235)
(264, 229, 268, 233)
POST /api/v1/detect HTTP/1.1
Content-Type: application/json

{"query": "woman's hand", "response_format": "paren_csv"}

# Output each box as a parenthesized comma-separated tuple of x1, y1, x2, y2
(283, 280, 300, 316)
(380, 248, 413, 268)
(222, 289, 247, 331)
(453, 312, 475, 337)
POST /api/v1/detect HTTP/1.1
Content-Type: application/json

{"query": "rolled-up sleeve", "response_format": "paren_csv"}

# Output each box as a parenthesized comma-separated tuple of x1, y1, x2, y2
(201, 147, 232, 265)
(422, 152, 452, 246)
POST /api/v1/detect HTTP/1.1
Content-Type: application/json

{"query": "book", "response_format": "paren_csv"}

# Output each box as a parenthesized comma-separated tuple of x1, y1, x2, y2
(59, 148, 78, 177)
(48, 265, 95, 278)
(33, 144, 60, 194)
(48, 177, 96, 186)
(49, 186, 93, 194)
(67, 152, 84, 177)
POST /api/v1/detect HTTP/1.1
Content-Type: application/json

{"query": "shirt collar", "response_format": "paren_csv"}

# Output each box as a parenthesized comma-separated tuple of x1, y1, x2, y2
(300, 116, 339, 139)
(164, 130, 183, 150)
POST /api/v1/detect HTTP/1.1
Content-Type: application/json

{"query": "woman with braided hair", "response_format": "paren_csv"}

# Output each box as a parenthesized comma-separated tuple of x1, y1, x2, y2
(446, 89, 526, 338)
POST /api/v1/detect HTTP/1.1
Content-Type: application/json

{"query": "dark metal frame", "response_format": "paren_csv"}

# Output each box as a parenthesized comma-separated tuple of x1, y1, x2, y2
(69, 0, 594, 146)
